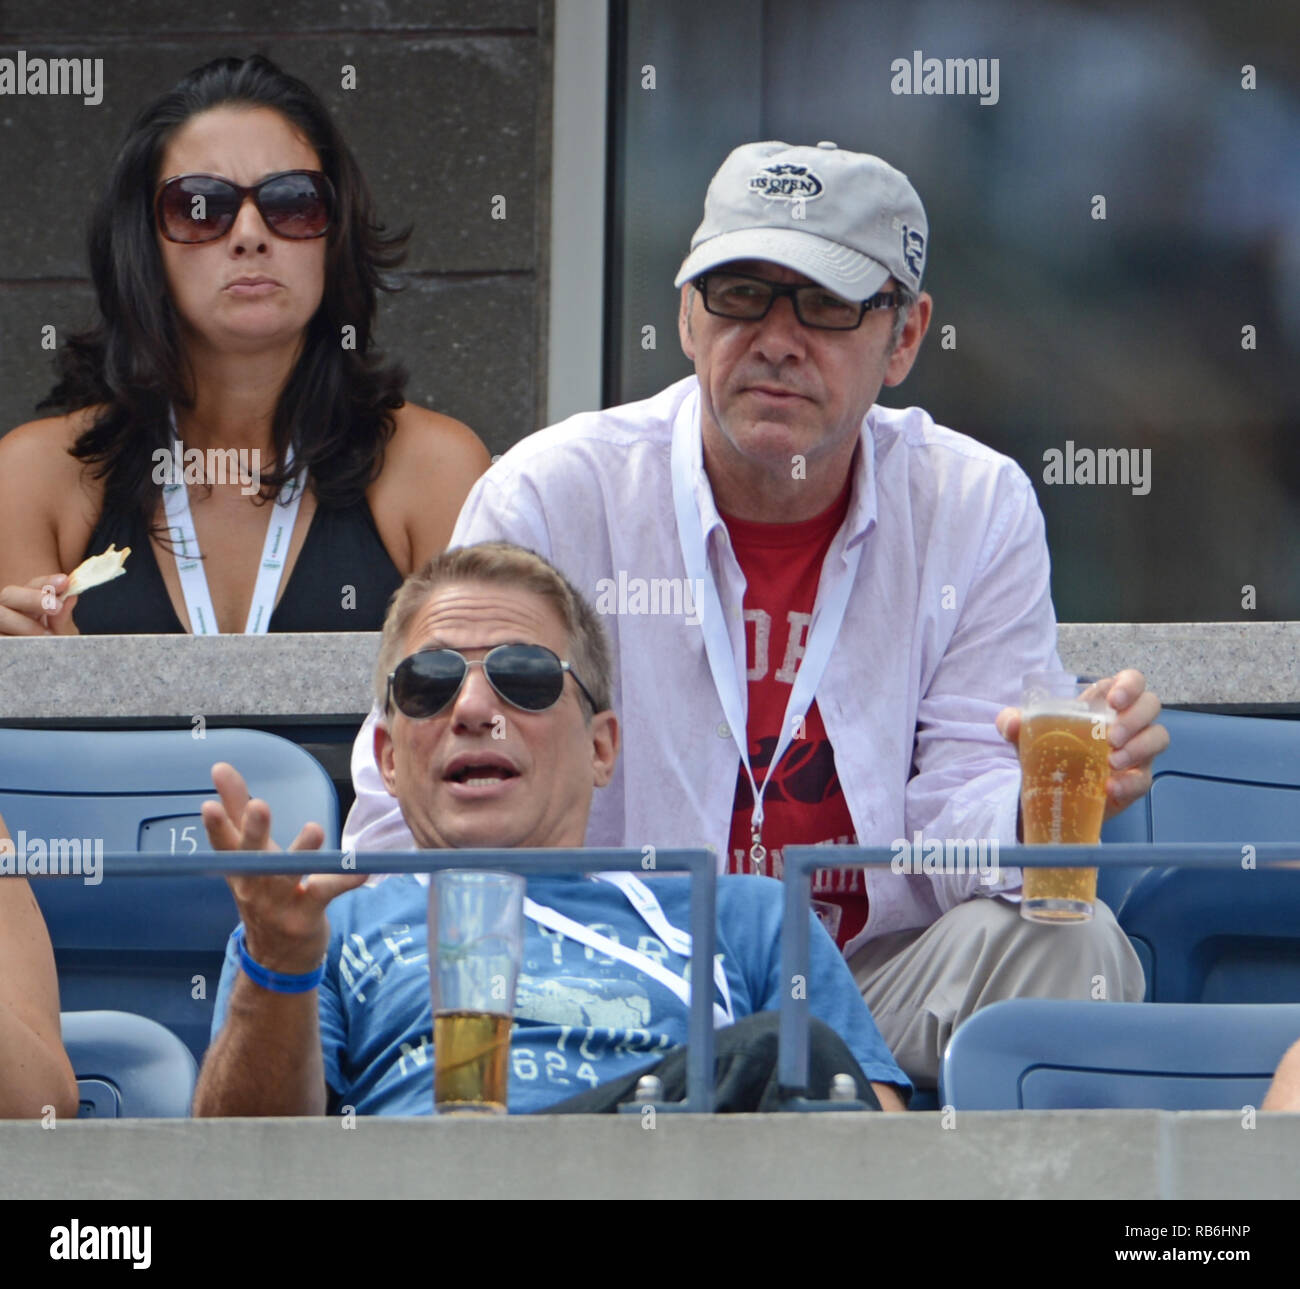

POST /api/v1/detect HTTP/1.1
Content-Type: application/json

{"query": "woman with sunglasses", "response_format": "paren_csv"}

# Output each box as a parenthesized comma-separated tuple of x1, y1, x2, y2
(0, 56, 489, 636)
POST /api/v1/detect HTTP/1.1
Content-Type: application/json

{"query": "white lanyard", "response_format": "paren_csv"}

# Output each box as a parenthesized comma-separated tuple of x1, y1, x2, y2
(670, 387, 863, 874)
(162, 410, 304, 634)
(524, 873, 735, 1028)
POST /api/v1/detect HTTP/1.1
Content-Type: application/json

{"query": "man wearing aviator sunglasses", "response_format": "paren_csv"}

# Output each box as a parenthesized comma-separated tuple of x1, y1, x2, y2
(386, 643, 599, 723)
(345, 141, 1168, 1094)
(193, 542, 910, 1116)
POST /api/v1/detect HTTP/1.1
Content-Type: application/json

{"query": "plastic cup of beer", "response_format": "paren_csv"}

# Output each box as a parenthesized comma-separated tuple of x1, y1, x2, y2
(429, 870, 525, 1115)
(1017, 672, 1113, 924)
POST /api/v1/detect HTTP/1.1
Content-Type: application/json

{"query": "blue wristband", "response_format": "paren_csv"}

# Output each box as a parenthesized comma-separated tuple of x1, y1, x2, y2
(235, 926, 326, 994)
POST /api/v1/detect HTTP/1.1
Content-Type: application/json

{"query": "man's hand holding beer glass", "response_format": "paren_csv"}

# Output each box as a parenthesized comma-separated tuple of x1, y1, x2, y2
(996, 668, 1168, 923)
(995, 669, 1168, 820)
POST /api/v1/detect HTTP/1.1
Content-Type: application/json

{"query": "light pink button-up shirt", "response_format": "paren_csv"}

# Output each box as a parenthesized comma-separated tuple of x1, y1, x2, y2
(345, 376, 1062, 952)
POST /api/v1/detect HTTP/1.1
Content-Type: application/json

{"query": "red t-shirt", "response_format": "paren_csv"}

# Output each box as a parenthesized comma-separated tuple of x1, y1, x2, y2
(721, 480, 868, 950)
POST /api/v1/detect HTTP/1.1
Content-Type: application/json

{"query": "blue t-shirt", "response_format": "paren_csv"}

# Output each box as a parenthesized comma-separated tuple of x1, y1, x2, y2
(210, 873, 909, 1114)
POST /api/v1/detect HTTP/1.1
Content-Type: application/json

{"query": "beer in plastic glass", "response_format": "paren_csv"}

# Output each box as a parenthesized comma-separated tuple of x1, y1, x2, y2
(1018, 673, 1113, 923)
(429, 870, 525, 1114)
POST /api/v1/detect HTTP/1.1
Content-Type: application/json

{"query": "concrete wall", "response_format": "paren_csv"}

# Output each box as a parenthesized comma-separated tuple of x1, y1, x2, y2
(1, 622, 1295, 721)
(0, 1, 553, 456)
(1, 1111, 1297, 1199)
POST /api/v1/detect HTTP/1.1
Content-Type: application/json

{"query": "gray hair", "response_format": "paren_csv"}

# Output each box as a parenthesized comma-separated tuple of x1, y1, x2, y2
(889, 283, 917, 352)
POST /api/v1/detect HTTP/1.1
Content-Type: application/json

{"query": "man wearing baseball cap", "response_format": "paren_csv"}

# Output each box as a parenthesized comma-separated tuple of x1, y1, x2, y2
(345, 142, 1167, 1089)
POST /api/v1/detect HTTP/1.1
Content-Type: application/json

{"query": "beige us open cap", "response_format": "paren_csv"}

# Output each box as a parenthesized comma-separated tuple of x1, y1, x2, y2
(674, 140, 928, 298)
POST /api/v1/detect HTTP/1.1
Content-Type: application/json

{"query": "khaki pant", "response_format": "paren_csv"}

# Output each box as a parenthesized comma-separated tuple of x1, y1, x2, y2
(849, 896, 1145, 1088)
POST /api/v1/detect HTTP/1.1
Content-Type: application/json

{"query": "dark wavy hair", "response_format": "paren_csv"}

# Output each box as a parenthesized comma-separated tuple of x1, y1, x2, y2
(38, 54, 409, 520)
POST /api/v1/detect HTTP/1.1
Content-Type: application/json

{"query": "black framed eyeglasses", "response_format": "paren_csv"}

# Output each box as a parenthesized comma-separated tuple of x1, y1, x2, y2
(155, 170, 335, 244)
(386, 644, 598, 719)
(695, 271, 900, 331)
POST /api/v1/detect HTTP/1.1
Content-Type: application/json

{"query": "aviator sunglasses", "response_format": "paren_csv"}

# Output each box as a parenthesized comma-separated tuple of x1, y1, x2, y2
(155, 170, 335, 244)
(386, 644, 598, 720)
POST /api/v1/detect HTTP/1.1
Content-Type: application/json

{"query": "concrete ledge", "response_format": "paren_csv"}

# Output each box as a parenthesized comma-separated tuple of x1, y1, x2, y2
(0, 632, 379, 721)
(1057, 622, 1300, 712)
(0, 1111, 1296, 1200)
(0, 623, 1296, 721)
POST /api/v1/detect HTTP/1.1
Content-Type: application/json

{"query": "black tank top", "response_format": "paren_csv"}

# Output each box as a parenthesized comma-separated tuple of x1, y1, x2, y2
(73, 494, 405, 634)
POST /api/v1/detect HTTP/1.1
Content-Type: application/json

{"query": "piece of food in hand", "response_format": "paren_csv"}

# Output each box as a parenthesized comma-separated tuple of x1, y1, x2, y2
(65, 544, 131, 596)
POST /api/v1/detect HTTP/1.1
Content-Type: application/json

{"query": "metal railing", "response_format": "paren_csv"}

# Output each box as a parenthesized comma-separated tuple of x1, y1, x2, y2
(778, 843, 1300, 1100)
(24, 841, 1300, 1113)
(22, 847, 718, 1114)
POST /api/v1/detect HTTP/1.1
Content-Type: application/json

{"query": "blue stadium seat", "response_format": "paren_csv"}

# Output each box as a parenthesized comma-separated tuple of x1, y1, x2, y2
(1097, 709, 1300, 1002)
(0, 727, 338, 1063)
(940, 998, 1300, 1110)
(63, 1010, 197, 1118)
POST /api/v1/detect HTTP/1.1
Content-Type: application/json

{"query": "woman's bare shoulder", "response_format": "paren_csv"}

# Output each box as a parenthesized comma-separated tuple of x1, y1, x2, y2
(0, 410, 106, 572)
(0, 408, 100, 473)
(368, 403, 492, 572)
(386, 403, 491, 473)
